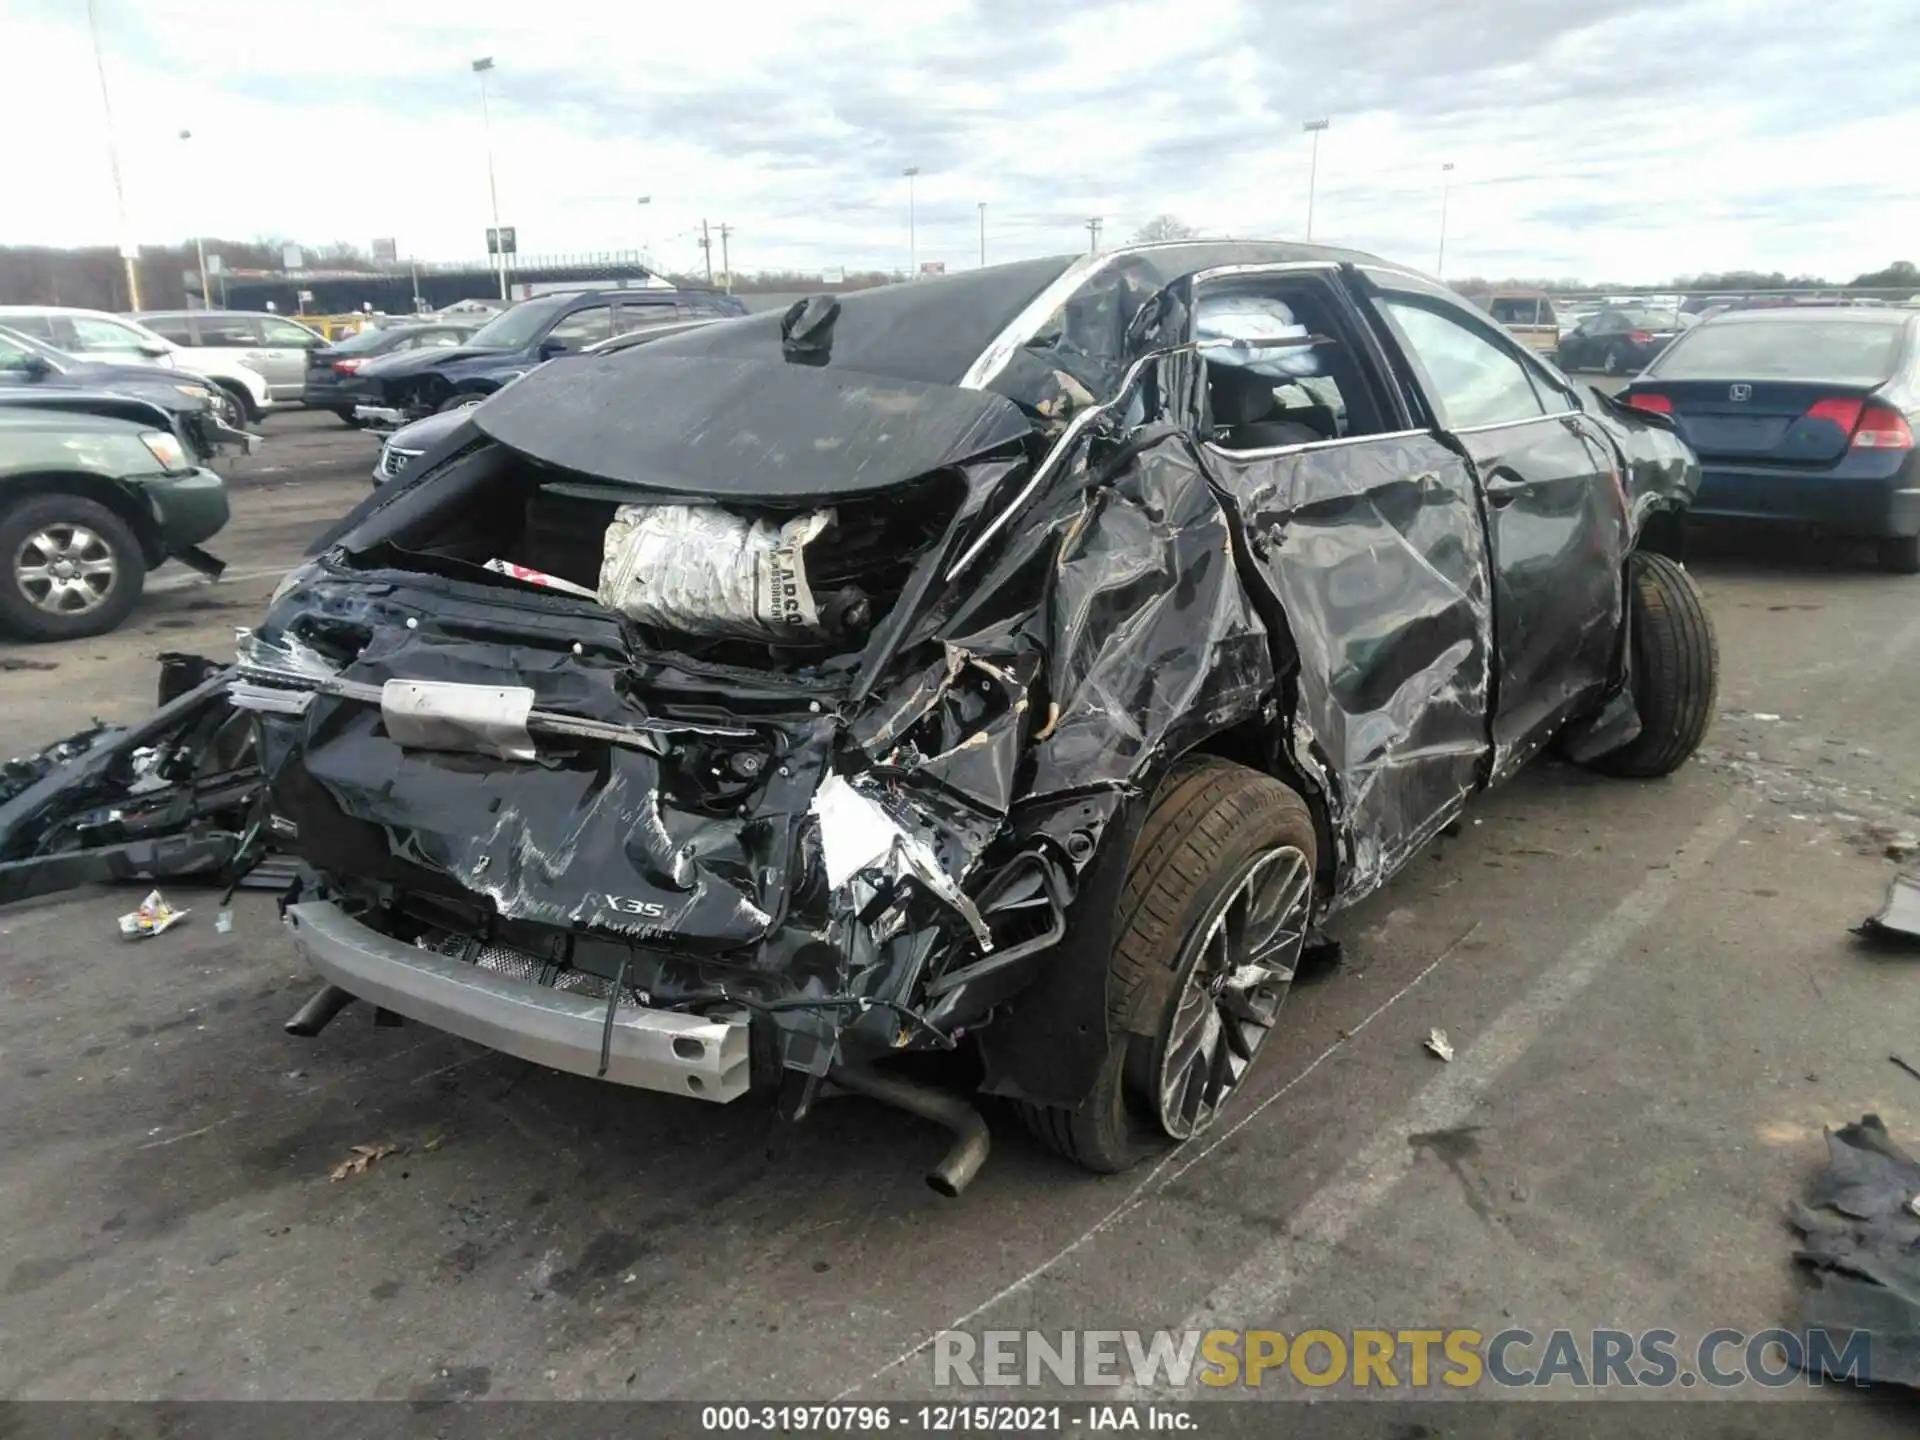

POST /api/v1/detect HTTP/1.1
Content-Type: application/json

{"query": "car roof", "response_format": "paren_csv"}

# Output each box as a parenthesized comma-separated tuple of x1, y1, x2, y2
(1702, 305, 1914, 326)
(0, 304, 129, 319)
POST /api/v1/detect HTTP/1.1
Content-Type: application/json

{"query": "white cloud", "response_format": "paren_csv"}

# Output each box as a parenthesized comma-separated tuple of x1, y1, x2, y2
(10, 0, 1919, 282)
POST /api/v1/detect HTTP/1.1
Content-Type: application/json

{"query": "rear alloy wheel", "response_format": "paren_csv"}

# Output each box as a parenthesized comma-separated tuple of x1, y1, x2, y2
(1877, 535, 1920, 575)
(1586, 551, 1719, 778)
(0, 495, 146, 641)
(334, 407, 366, 429)
(1016, 759, 1317, 1173)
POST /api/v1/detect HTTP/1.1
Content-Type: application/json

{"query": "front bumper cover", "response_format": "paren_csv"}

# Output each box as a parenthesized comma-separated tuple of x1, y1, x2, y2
(282, 899, 754, 1101)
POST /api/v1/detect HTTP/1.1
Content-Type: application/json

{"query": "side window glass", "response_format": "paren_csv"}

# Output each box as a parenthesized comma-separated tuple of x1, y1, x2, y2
(1196, 287, 1384, 449)
(202, 317, 261, 347)
(261, 318, 319, 346)
(1380, 299, 1548, 430)
(548, 306, 612, 345)
(3, 314, 56, 341)
(146, 320, 195, 345)
(615, 304, 675, 333)
(69, 315, 153, 354)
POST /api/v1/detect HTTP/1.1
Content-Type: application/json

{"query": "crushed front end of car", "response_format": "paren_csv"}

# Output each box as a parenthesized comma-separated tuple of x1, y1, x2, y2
(245, 295, 1275, 1189)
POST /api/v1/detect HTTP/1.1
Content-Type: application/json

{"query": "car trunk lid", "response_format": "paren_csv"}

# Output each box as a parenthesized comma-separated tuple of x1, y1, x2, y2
(1624, 380, 1884, 466)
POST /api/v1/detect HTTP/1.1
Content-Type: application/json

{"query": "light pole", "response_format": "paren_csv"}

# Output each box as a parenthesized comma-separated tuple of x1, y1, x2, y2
(1436, 163, 1455, 277)
(636, 196, 651, 270)
(978, 201, 986, 268)
(902, 166, 920, 277)
(87, 0, 140, 308)
(178, 129, 211, 309)
(472, 57, 507, 301)
(1302, 117, 1330, 240)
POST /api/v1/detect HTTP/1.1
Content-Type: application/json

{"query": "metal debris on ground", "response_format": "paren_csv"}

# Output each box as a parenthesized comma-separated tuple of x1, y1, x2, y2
(1855, 874, 1920, 947)
(1425, 1028, 1455, 1062)
(118, 889, 187, 939)
(1789, 1114, 1920, 1387)
(1891, 1055, 1920, 1087)
(329, 1142, 405, 1181)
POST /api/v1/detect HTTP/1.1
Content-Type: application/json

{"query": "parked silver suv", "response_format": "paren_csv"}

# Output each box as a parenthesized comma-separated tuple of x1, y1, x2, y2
(134, 311, 324, 403)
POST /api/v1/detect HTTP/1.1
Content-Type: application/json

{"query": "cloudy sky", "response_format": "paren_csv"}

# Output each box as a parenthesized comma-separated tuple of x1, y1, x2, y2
(11, 0, 1919, 282)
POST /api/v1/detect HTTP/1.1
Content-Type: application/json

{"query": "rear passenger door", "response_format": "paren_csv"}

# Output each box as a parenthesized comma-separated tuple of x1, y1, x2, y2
(257, 317, 324, 398)
(1369, 280, 1628, 776)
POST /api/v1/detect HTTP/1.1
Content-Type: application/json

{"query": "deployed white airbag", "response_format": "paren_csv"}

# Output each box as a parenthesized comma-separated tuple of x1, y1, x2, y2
(598, 503, 834, 641)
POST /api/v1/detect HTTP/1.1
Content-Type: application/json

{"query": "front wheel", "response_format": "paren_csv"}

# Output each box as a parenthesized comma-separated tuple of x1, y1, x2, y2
(436, 391, 485, 414)
(1877, 534, 1920, 575)
(1016, 759, 1317, 1173)
(1585, 551, 1719, 778)
(216, 382, 259, 424)
(0, 494, 147, 642)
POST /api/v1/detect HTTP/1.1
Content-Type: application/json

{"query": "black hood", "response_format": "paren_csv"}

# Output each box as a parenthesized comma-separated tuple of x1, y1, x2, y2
(474, 352, 1032, 499)
(358, 344, 506, 379)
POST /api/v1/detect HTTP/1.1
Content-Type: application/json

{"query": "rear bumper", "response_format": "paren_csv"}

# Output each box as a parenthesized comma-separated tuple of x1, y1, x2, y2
(1691, 460, 1920, 537)
(282, 900, 753, 1101)
(353, 404, 408, 432)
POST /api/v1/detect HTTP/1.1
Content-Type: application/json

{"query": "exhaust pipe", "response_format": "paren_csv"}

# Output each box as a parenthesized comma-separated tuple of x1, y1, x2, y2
(829, 1065, 990, 1197)
(284, 983, 356, 1037)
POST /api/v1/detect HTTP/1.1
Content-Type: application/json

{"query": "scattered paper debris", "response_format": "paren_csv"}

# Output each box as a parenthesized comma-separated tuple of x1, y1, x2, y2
(1425, 1028, 1454, 1063)
(329, 1142, 405, 1181)
(118, 889, 187, 939)
(422, 1135, 447, 1153)
(215, 909, 234, 934)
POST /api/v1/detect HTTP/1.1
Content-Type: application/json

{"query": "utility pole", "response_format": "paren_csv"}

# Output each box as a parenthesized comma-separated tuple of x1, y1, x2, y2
(178, 130, 210, 309)
(978, 202, 986, 267)
(1302, 117, 1330, 240)
(1086, 216, 1103, 254)
(1436, 163, 1455, 277)
(87, 0, 140, 308)
(718, 223, 733, 293)
(472, 57, 507, 301)
(902, 166, 920, 276)
(699, 220, 713, 285)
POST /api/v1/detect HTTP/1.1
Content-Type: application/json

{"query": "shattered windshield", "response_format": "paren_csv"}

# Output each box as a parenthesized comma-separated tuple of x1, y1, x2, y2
(465, 295, 569, 350)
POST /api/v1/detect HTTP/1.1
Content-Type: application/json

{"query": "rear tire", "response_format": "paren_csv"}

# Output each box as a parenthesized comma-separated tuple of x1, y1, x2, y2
(1877, 535, 1920, 575)
(1587, 552, 1718, 778)
(1603, 344, 1632, 377)
(334, 407, 366, 429)
(1015, 759, 1317, 1173)
(0, 494, 147, 642)
(436, 391, 484, 414)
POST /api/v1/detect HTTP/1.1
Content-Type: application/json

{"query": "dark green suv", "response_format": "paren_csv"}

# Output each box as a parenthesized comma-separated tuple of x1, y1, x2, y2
(0, 408, 229, 641)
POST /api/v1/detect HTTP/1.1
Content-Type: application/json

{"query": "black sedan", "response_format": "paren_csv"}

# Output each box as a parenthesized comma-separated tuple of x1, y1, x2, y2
(304, 321, 480, 424)
(1620, 307, 1919, 571)
(1555, 306, 1688, 375)
(247, 242, 1712, 1186)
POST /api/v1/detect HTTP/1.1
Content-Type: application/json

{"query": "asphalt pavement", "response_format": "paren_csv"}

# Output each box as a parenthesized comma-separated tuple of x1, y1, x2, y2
(2, 406, 1918, 1425)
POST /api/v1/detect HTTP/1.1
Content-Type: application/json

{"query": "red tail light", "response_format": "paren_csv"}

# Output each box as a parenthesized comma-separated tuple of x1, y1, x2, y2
(1853, 404, 1915, 450)
(1804, 396, 1864, 429)
(331, 358, 363, 375)
(1627, 330, 1653, 344)
(1625, 392, 1672, 414)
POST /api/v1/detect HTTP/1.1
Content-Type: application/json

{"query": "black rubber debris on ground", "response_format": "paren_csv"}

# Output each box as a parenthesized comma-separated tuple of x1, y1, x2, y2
(1856, 875, 1920, 948)
(1790, 1115, 1920, 1387)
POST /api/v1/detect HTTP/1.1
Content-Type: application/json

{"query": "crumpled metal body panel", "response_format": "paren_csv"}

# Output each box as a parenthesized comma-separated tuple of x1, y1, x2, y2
(1211, 433, 1491, 904)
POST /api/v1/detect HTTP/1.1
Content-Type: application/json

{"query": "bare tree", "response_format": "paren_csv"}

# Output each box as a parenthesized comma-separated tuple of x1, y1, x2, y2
(1132, 214, 1199, 243)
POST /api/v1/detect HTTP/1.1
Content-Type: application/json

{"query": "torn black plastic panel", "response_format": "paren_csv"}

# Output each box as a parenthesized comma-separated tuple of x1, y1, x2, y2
(1790, 1115, 1920, 1387)
(0, 657, 263, 906)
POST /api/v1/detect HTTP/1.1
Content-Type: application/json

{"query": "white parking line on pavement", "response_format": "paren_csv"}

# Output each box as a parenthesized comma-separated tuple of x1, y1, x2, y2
(149, 566, 290, 595)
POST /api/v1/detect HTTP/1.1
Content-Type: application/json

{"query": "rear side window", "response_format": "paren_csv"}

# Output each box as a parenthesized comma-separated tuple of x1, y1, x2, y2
(195, 317, 261, 347)
(1490, 298, 1540, 325)
(144, 317, 196, 345)
(0, 313, 55, 341)
(1652, 320, 1905, 385)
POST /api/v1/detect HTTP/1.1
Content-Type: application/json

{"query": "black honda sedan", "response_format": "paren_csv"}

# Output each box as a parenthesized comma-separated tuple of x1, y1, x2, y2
(244, 242, 1714, 1186)
(1555, 306, 1689, 375)
(303, 320, 481, 424)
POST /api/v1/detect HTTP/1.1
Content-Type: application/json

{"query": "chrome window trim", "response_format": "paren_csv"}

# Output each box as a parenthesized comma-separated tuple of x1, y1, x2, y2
(1203, 427, 1429, 462)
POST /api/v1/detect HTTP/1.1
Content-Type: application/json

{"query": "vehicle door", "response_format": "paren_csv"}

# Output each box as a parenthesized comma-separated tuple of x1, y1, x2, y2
(256, 316, 324, 398)
(1366, 276, 1628, 777)
(1190, 262, 1496, 896)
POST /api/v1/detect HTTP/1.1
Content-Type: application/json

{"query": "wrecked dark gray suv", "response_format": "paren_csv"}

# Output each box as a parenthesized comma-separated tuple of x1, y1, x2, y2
(241, 242, 1715, 1188)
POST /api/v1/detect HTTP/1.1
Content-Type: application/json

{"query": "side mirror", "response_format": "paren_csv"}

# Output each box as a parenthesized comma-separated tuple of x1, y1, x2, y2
(137, 340, 173, 358)
(538, 337, 571, 359)
(19, 354, 52, 378)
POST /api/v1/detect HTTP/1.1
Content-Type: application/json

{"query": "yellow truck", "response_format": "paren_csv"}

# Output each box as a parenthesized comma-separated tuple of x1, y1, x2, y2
(1486, 291, 1563, 354)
